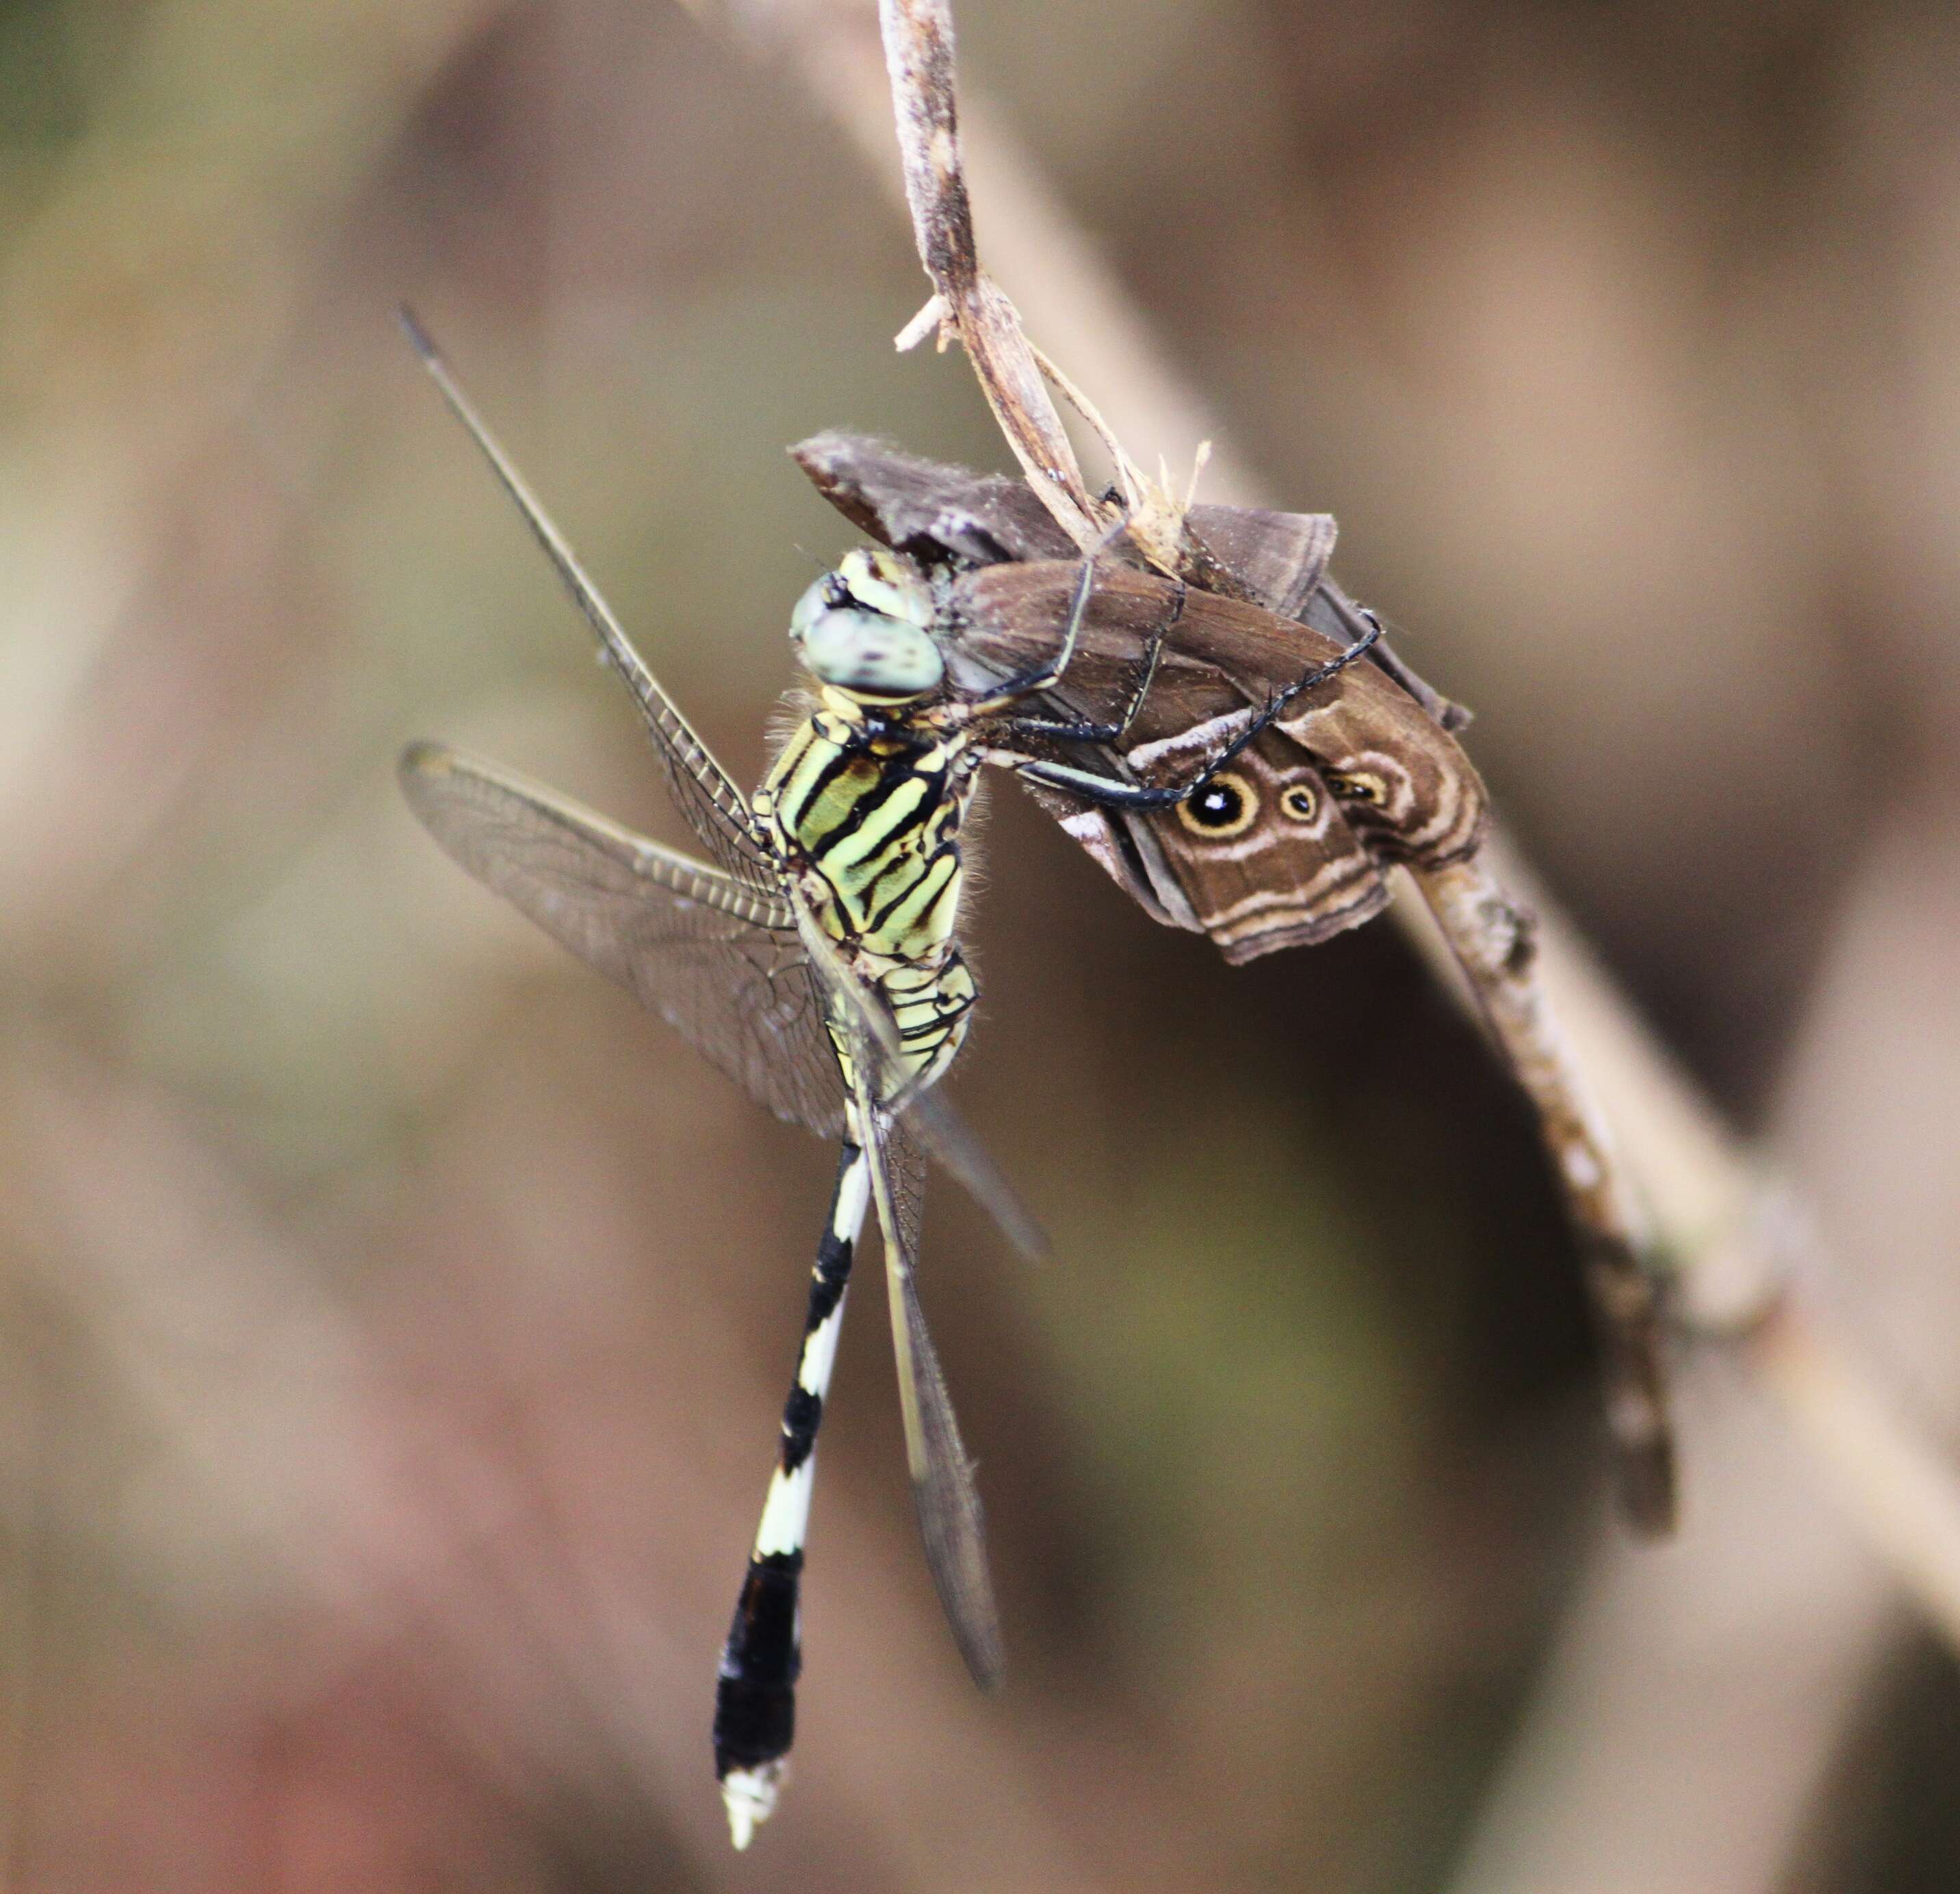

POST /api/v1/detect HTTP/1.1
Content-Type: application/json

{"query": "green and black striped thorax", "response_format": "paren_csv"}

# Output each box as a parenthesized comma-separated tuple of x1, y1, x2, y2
(753, 549, 981, 1092)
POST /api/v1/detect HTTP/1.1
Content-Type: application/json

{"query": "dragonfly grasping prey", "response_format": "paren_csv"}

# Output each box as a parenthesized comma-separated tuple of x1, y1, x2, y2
(394, 315, 1378, 1845)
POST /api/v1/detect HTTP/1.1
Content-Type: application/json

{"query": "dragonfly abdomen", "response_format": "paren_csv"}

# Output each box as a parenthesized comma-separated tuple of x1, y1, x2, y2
(879, 955, 976, 1087)
(715, 1137, 871, 1849)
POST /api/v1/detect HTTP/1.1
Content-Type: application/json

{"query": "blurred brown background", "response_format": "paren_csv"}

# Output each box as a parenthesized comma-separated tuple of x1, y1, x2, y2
(3, 0, 1959, 1888)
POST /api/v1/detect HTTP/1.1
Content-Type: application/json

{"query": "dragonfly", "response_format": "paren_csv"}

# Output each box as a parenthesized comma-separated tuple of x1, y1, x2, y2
(394, 318, 1382, 1846)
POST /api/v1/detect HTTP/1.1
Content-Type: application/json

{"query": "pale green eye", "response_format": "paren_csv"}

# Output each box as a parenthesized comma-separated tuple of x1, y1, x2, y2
(834, 547, 933, 625)
(791, 558, 943, 697)
(793, 595, 944, 697)
(789, 572, 839, 643)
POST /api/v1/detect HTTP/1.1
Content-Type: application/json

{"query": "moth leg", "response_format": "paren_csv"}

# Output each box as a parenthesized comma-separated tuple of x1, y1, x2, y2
(998, 612, 1384, 812)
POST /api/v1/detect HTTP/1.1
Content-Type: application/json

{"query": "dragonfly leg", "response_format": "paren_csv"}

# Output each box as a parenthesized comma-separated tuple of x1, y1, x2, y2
(960, 553, 1100, 712)
(998, 580, 1183, 746)
(962, 515, 1139, 714)
(714, 1136, 872, 1849)
(998, 610, 1384, 812)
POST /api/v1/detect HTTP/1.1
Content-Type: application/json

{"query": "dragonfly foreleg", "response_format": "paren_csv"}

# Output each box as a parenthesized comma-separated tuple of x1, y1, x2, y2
(959, 515, 1144, 715)
(996, 580, 1183, 747)
(998, 609, 1384, 812)
(714, 1136, 872, 1850)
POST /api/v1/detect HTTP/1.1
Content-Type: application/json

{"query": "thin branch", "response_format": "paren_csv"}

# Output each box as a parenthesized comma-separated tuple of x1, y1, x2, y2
(877, 0, 1098, 544)
(1413, 856, 1673, 1530)
(1746, 1288, 1960, 1639)
(1445, 788, 1960, 1890)
(847, 1, 1262, 593)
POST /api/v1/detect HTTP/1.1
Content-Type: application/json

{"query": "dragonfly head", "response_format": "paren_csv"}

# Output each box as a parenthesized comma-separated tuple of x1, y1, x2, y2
(790, 549, 944, 703)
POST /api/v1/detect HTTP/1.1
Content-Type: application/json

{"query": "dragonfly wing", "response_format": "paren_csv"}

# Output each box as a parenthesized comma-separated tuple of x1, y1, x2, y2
(402, 743, 845, 1137)
(857, 1090, 1005, 1690)
(889, 1072, 1048, 1262)
(402, 311, 779, 897)
(789, 909, 1047, 1260)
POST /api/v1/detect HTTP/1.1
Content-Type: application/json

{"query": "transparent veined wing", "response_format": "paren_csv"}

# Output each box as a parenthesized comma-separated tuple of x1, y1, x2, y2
(849, 1085, 1005, 1691)
(401, 310, 779, 898)
(406, 748, 1016, 1686)
(790, 908, 1047, 1262)
(401, 743, 846, 1137)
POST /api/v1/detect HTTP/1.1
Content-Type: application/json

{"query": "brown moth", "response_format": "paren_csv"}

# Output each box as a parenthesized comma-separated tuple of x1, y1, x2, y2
(792, 432, 1489, 961)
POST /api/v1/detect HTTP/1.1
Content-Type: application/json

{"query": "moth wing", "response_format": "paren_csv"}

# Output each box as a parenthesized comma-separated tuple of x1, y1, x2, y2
(946, 565, 1393, 960)
(792, 434, 1472, 733)
(1118, 725, 1389, 965)
(963, 564, 1491, 870)
(952, 561, 1489, 869)
(791, 431, 1076, 567)
(1186, 503, 1337, 619)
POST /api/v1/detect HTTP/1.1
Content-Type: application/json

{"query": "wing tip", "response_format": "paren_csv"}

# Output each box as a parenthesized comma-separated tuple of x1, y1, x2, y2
(965, 1636, 1007, 1693)
(1009, 1204, 1050, 1262)
(1004, 1217, 1050, 1264)
(921, 1522, 1006, 1691)
(398, 739, 454, 788)
(396, 302, 439, 365)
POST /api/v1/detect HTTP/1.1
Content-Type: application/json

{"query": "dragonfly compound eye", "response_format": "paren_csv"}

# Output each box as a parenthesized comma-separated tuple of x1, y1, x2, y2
(794, 601, 946, 699)
(789, 570, 849, 642)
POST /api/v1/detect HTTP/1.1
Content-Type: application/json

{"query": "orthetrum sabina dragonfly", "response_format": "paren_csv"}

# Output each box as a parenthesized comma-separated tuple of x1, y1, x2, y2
(395, 316, 1378, 1846)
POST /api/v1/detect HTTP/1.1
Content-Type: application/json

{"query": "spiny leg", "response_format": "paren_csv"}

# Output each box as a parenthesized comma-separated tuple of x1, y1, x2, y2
(714, 1136, 872, 1850)
(1000, 580, 1185, 746)
(996, 610, 1384, 812)
(957, 544, 1101, 716)
(962, 516, 1137, 714)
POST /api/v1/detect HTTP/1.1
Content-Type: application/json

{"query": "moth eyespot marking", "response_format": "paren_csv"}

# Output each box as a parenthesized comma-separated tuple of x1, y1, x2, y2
(1176, 770, 1259, 838)
(1279, 784, 1318, 822)
(1326, 770, 1387, 806)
